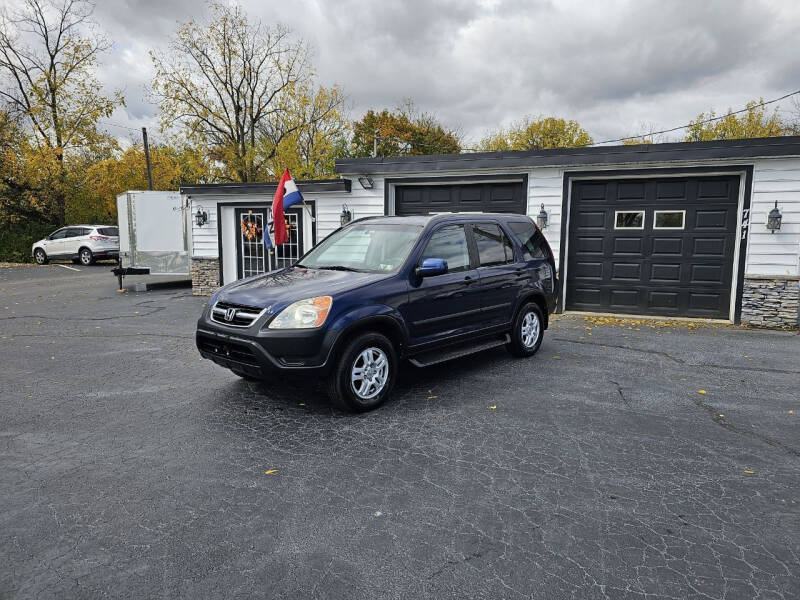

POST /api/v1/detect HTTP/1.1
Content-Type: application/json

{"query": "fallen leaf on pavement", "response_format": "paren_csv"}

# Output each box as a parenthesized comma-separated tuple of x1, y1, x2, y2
(698, 390, 707, 395)
(264, 469, 278, 475)
(744, 469, 757, 475)
(489, 405, 497, 410)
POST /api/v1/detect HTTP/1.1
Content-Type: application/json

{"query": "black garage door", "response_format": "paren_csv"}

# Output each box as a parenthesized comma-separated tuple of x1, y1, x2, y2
(566, 175, 739, 319)
(395, 181, 526, 216)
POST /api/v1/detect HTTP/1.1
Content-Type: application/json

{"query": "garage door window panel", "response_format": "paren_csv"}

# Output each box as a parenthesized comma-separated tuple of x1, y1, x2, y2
(422, 225, 471, 273)
(654, 210, 685, 229)
(614, 211, 645, 229)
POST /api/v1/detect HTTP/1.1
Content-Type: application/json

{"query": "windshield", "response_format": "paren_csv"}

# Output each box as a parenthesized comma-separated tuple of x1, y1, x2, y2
(297, 222, 423, 273)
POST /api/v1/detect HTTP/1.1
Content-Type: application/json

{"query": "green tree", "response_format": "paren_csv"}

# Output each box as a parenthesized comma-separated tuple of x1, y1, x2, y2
(684, 99, 787, 142)
(350, 101, 461, 157)
(151, 2, 344, 182)
(0, 0, 123, 225)
(478, 116, 593, 151)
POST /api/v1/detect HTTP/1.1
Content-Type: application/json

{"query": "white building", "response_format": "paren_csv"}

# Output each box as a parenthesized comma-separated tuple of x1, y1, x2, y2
(180, 136, 800, 327)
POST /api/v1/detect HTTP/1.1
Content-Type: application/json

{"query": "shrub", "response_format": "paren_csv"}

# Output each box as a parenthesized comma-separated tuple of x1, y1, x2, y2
(0, 222, 59, 263)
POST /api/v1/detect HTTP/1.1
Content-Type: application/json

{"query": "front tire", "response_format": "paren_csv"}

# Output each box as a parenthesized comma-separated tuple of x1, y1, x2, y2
(326, 332, 397, 412)
(33, 248, 48, 265)
(507, 303, 544, 357)
(78, 247, 94, 266)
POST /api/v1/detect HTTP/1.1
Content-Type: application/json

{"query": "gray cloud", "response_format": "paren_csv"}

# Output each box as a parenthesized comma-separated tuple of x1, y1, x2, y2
(86, 0, 800, 144)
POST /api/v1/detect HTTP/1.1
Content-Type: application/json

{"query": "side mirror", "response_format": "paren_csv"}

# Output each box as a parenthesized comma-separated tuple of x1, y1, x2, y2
(416, 257, 447, 277)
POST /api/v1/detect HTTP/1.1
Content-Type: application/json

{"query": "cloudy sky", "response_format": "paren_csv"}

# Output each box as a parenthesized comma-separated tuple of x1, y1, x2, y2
(82, 0, 800, 146)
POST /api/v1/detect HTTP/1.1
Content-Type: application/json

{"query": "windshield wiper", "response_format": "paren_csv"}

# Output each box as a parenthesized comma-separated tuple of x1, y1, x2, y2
(315, 265, 362, 272)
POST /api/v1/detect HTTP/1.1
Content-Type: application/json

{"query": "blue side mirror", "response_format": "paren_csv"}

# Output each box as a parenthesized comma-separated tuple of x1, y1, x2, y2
(417, 257, 447, 277)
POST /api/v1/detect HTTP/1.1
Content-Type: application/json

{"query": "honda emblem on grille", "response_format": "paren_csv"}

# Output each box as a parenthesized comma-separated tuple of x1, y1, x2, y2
(224, 307, 237, 322)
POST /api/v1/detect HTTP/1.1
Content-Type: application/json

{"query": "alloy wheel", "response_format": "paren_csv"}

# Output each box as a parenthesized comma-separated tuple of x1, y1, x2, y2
(350, 346, 389, 400)
(520, 311, 541, 348)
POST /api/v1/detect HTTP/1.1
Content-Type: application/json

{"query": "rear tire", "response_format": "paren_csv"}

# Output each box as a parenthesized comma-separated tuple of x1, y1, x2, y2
(33, 248, 48, 265)
(507, 302, 544, 357)
(78, 247, 94, 266)
(325, 332, 397, 412)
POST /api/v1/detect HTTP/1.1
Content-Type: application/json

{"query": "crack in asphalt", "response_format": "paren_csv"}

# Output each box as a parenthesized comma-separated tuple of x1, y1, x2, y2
(0, 307, 166, 321)
(694, 398, 800, 457)
(608, 380, 632, 407)
(555, 337, 800, 375)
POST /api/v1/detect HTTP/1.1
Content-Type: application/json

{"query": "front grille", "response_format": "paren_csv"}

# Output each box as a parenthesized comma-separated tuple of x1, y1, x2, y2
(210, 301, 266, 328)
(198, 336, 259, 366)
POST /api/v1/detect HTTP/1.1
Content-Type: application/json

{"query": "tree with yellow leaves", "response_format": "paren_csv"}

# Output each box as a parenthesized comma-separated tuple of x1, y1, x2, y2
(0, 0, 123, 226)
(684, 99, 788, 142)
(151, 2, 346, 183)
(479, 116, 593, 151)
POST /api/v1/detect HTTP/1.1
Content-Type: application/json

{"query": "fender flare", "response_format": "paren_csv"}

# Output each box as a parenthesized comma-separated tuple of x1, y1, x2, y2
(327, 307, 409, 359)
(512, 291, 550, 329)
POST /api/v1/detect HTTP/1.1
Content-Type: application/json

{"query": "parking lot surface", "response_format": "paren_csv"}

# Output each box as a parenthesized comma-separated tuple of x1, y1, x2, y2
(1, 264, 799, 599)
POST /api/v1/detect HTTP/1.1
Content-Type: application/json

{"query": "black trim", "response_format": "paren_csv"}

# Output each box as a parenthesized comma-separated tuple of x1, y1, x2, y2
(383, 173, 529, 216)
(557, 166, 754, 323)
(181, 179, 351, 195)
(412, 306, 483, 327)
(338, 136, 800, 175)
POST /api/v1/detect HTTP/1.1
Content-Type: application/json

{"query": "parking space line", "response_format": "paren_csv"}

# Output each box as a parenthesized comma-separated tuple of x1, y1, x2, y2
(55, 264, 81, 272)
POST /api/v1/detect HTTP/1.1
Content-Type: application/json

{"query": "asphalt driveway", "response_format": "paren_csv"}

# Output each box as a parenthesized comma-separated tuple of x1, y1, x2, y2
(1, 265, 798, 599)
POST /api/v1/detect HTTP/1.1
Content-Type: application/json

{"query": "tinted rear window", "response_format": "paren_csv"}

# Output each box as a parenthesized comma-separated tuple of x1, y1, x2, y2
(97, 227, 119, 236)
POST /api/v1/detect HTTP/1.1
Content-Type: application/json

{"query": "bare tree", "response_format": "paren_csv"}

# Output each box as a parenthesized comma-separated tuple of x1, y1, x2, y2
(0, 0, 120, 224)
(152, 2, 344, 182)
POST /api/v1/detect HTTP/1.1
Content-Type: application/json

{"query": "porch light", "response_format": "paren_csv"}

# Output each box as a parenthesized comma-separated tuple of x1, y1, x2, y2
(358, 176, 374, 189)
(195, 206, 208, 227)
(766, 201, 782, 233)
(340, 204, 353, 226)
(537, 203, 548, 230)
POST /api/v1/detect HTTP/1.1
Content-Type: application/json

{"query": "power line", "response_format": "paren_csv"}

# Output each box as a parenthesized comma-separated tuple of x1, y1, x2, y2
(593, 89, 800, 145)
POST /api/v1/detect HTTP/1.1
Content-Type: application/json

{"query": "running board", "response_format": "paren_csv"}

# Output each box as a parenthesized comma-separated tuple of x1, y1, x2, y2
(409, 334, 511, 368)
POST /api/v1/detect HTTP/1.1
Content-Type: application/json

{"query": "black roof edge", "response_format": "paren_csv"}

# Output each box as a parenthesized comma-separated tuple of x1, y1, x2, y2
(335, 136, 800, 175)
(180, 178, 351, 195)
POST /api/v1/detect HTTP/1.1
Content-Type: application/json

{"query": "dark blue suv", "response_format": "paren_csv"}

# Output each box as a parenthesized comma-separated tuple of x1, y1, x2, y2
(196, 214, 557, 411)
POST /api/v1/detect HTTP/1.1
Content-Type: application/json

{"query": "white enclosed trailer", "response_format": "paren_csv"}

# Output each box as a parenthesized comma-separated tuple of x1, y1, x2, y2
(114, 191, 190, 288)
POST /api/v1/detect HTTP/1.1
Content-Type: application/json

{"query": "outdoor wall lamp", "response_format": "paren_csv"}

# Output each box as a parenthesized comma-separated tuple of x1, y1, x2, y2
(358, 176, 374, 189)
(766, 200, 782, 233)
(340, 204, 353, 226)
(537, 203, 548, 230)
(195, 206, 208, 227)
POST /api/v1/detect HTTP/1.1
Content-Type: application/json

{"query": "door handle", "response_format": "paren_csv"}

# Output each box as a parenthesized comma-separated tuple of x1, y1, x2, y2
(463, 275, 475, 285)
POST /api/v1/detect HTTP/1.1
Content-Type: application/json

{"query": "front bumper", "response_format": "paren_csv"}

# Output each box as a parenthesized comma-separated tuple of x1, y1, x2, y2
(196, 318, 340, 378)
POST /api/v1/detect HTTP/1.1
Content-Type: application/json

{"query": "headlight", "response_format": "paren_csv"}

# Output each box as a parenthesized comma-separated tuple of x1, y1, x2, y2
(268, 296, 332, 329)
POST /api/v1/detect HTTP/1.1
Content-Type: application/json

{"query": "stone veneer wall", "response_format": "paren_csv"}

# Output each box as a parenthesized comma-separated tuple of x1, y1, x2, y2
(740, 276, 800, 328)
(190, 258, 220, 297)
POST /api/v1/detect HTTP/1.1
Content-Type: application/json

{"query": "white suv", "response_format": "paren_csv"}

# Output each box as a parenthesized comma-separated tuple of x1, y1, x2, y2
(32, 225, 120, 266)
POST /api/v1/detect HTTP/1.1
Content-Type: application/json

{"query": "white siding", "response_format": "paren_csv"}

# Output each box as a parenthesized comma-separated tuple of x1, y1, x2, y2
(747, 158, 800, 276)
(190, 198, 220, 258)
(528, 167, 563, 262)
(315, 179, 384, 240)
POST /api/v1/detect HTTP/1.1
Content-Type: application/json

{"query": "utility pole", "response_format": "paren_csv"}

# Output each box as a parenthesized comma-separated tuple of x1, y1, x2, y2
(142, 127, 154, 190)
(373, 128, 379, 158)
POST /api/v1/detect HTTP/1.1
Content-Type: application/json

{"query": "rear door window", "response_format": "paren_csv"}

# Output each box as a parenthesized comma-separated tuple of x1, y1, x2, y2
(473, 223, 513, 266)
(65, 228, 84, 238)
(421, 225, 470, 273)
